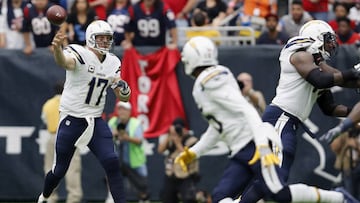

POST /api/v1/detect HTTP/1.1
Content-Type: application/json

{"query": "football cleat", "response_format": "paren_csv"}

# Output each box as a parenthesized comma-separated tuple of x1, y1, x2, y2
(335, 187, 360, 203)
(36, 193, 47, 203)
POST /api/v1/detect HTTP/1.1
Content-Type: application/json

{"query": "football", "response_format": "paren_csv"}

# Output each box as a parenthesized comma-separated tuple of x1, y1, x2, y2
(46, 5, 67, 26)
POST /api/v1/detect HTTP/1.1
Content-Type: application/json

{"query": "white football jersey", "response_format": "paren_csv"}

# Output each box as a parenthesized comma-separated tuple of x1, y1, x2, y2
(272, 37, 325, 121)
(190, 65, 273, 157)
(60, 44, 121, 117)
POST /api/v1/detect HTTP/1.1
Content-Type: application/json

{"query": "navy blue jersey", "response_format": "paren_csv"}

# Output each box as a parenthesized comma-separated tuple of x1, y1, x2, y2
(66, 10, 96, 45)
(126, 1, 176, 46)
(107, 7, 130, 46)
(22, 3, 58, 47)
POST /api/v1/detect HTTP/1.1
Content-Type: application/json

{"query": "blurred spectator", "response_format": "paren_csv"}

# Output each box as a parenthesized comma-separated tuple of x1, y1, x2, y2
(157, 117, 199, 203)
(237, 72, 266, 116)
(256, 13, 289, 45)
(330, 124, 360, 200)
(328, 2, 356, 32)
(124, 0, 177, 49)
(106, 0, 130, 46)
(88, 0, 110, 20)
(194, 0, 227, 26)
(163, 0, 196, 46)
(336, 17, 360, 45)
(21, 0, 58, 55)
(349, 0, 360, 24)
(185, 11, 221, 45)
(278, 0, 312, 38)
(107, 101, 150, 203)
(41, 81, 83, 203)
(347, 1, 360, 32)
(195, 189, 212, 203)
(163, 0, 195, 19)
(61, 0, 96, 46)
(0, 0, 27, 49)
(242, 0, 277, 18)
(302, 0, 329, 21)
(277, 0, 288, 18)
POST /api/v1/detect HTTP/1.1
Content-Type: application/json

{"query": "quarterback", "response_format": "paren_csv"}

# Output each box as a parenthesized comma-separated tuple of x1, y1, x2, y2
(175, 36, 358, 203)
(37, 20, 130, 203)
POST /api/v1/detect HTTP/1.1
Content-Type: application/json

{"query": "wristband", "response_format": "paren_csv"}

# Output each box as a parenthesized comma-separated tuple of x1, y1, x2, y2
(340, 117, 354, 132)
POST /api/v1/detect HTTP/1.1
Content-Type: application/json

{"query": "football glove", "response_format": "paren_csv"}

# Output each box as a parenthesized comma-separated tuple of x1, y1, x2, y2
(319, 126, 342, 144)
(112, 80, 131, 100)
(248, 145, 280, 167)
(174, 147, 197, 172)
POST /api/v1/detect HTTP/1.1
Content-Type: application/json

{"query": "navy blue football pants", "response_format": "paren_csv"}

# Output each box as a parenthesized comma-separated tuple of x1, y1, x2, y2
(212, 141, 291, 203)
(42, 115, 125, 203)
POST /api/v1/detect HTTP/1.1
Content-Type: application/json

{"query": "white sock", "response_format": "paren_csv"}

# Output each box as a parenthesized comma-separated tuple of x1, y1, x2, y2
(218, 197, 234, 203)
(289, 183, 343, 203)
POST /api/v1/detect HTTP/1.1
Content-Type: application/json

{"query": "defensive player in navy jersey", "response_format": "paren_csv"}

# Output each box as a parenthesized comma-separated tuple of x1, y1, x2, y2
(21, 0, 58, 55)
(37, 20, 131, 203)
(175, 36, 360, 203)
(241, 20, 360, 202)
(124, 0, 177, 48)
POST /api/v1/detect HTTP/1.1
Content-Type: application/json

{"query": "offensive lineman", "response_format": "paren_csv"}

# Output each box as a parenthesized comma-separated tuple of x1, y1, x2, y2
(37, 20, 130, 203)
(241, 20, 360, 202)
(175, 36, 358, 203)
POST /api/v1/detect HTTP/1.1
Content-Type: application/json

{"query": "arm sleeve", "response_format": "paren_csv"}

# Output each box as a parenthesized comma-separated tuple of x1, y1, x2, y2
(305, 68, 335, 89)
(190, 125, 219, 158)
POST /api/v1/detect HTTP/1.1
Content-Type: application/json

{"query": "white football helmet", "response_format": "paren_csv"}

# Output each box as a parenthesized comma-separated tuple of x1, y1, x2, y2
(86, 20, 114, 55)
(299, 20, 337, 59)
(181, 36, 218, 76)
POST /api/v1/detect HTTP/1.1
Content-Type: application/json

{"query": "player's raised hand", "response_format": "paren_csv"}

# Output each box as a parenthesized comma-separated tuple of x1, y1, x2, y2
(52, 31, 66, 50)
(174, 147, 196, 172)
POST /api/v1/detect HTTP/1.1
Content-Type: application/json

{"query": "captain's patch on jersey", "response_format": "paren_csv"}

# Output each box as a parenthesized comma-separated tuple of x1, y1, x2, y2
(88, 65, 95, 73)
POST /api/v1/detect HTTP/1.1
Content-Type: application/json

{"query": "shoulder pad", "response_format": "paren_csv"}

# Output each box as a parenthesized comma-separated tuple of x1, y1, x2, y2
(283, 36, 313, 51)
(199, 66, 229, 90)
(64, 45, 85, 64)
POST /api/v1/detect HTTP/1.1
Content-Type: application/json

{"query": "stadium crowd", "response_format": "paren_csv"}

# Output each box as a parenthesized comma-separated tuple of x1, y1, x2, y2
(3, 0, 360, 49)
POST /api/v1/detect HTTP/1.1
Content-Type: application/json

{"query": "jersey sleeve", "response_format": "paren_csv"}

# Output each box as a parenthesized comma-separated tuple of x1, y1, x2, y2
(163, 4, 176, 29)
(124, 6, 135, 32)
(21, 4, 32, 32)
(190, 125, 219, 157)
(63, 44, 86, 67)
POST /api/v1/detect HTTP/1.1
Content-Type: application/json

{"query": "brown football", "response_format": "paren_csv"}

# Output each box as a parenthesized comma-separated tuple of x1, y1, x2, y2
(46, 5, 67, 26)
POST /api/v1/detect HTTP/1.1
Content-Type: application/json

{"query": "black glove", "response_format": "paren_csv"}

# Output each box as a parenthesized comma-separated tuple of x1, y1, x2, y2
(312, 53, 324, 66)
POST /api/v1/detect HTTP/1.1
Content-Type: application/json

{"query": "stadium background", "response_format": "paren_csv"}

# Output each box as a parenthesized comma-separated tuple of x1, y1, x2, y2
(1, 45, 360, 201)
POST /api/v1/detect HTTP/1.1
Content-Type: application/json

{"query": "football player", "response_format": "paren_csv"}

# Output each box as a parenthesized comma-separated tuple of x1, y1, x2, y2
(37, 20, 130, 203)
(241, 20, 360, 202)
(175, 36, 359, 203)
